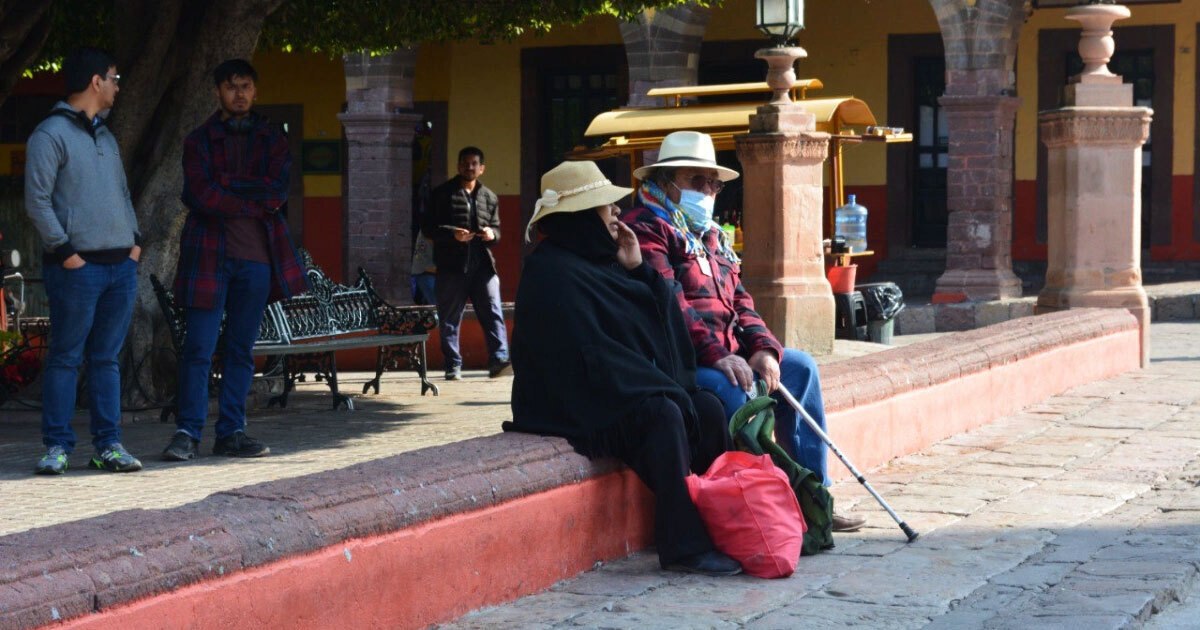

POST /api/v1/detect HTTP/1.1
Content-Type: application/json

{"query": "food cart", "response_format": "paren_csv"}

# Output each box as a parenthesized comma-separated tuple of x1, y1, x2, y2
(567, 79, 911, 258)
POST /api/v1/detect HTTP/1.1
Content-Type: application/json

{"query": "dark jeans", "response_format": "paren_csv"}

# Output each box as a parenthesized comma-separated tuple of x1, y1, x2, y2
(575, 391, 732, 567)
(176, 258, 270, 440)
(435, 267, 508, 368)
(41, 258, 138, 453)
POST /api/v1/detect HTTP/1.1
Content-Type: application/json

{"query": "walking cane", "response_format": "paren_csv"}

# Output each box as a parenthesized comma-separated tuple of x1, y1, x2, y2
(775, 383, 919, 543)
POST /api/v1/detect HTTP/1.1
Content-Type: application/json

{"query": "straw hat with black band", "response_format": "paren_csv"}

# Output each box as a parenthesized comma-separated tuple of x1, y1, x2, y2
(525, 160, 633, 242)
(632, 130, 739, 183)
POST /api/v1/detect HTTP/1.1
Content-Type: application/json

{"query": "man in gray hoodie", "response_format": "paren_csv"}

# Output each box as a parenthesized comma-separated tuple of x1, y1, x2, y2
(25, 47, 143, 474)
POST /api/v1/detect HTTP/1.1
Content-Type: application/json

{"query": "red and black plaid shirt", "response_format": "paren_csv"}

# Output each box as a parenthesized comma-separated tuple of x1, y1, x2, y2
(622, 206, 783, 366)
(174, 111, 308, 309)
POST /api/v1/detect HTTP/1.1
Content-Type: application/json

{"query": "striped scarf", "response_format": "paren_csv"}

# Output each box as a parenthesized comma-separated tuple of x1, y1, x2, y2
(638, 180, 739, 263)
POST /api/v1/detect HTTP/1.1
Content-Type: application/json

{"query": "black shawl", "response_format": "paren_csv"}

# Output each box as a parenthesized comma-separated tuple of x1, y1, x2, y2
(505, 210, 699, 446)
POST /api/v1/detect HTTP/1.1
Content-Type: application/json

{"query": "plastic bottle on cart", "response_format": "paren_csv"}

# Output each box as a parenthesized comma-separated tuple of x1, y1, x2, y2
(834, 194, 868, 253)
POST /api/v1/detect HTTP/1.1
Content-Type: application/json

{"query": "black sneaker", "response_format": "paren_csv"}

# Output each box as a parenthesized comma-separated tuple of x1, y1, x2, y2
(88, 443, 143, 472)
(487, 359, 512, 378)
(162, 431, 200, 461)
(444, 366, 462, 381)
(213, 431, 270, 457)
(667, 551, 742, 576)
(35, 445, 69, 475)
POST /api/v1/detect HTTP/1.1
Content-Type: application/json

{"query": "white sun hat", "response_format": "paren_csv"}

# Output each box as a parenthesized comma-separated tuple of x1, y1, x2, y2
(632, 130, 740, 182)
(525, 160, 633, 242)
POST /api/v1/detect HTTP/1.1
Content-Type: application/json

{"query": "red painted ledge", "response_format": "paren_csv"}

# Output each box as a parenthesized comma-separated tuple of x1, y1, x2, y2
(4, 309, 1140, 630)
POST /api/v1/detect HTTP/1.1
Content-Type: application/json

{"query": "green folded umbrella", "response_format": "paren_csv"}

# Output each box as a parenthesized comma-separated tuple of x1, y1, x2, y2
(729, 381, 835, 555)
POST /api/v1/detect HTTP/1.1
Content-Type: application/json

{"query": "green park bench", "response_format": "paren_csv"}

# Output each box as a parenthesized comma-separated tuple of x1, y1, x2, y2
(150, 248, 438, 421)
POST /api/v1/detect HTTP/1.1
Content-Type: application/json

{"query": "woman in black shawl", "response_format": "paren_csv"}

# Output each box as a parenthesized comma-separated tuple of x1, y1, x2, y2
(507, 160, 739, 576)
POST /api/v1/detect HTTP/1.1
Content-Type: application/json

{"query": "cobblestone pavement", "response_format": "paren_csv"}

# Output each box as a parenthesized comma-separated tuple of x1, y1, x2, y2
(443, 321, 1200, 630)
(0, 370, 514, 536)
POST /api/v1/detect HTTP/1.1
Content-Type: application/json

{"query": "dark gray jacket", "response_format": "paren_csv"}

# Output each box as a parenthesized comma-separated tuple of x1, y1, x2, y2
(424, 176, 500, 274)
(24, 102, 140, 261)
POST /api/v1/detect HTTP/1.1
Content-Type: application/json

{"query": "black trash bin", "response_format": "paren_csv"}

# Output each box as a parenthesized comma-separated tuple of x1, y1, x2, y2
(855, 282, 905, 344)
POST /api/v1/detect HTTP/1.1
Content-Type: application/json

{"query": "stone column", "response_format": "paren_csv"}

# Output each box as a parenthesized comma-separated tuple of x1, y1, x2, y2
(1035, 4, 1151, 366)
(929, 0, 1027, 302)
(933, 94, 1023, 301)
(735, 48, 834, 354)
(619, 4, 710, 107)
(339, 49, 424, 303)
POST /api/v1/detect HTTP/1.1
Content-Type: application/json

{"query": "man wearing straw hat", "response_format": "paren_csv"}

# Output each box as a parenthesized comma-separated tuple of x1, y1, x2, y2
(622, 130, 866, 532)
(507, 160, 741, 576)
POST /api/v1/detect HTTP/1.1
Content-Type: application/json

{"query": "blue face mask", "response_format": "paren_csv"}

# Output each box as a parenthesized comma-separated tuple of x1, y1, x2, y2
(675, 186, 716, 230)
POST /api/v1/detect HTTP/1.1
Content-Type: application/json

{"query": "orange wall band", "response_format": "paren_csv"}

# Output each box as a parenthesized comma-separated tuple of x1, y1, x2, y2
(59, 471, 655, 630)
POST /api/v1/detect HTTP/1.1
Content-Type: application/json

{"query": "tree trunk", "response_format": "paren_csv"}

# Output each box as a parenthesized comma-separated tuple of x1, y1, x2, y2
(0, 1, 53, 106)
(110, 0, 284, 408)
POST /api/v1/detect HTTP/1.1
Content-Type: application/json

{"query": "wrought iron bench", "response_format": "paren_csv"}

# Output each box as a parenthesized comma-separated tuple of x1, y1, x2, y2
(150, 249, 438, 419)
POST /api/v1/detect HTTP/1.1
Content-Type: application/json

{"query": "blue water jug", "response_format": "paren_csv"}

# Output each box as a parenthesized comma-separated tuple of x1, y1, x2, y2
(834, 194, 868, 254)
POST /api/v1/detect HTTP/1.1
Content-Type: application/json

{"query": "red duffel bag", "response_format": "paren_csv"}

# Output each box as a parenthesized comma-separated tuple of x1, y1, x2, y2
(685, 451, 806, 578)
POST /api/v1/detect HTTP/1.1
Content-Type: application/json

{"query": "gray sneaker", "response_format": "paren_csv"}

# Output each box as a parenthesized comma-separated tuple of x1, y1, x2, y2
(162, 431, 200, 461)
(88, 443, 143, 472)
(35, 445, 69, 475)
(444, 366, 462, 381)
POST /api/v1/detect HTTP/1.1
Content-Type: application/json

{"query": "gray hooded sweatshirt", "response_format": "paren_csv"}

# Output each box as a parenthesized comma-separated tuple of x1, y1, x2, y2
(24, 101, 140, 261)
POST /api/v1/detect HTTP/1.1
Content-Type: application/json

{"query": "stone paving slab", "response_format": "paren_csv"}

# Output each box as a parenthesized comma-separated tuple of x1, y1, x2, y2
(441, 322, 1200, 629)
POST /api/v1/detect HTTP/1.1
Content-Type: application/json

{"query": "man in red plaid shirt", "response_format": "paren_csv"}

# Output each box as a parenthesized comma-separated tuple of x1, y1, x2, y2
(162, 59, 308, 462)
(622, 131, 865, 533)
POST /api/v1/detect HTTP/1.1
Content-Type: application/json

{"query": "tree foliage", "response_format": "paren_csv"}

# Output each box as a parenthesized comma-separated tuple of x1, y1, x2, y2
(262, 0, 707, 53)
(0, 2, 54, 104)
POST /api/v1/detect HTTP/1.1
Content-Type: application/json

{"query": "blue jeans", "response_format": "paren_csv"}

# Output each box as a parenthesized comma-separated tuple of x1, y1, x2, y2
(42, 258, 138, 453)
(176, 258, 270, 440)
(696, 348, 830, 484)
(435, 268, 508, 369)
(412, 272, 436, 305)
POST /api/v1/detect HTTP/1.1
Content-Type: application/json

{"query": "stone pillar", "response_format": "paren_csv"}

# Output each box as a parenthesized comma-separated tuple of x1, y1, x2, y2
(1035, 4, 1151, 366)
(933, 94, 1023, 300)
(929, 0, 1027, 302)
(339, 49, 424, 303)
(735, 48, 834, 354)
(619, 4, 710, 107)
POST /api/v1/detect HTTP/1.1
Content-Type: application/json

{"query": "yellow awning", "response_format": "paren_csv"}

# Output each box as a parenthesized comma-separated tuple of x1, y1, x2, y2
(645, 79, 823, 105)
(583, 97, 878, 139)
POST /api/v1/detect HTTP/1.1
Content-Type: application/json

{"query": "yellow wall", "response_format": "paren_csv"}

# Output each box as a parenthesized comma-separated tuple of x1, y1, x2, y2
(0, 145, 23, 176)
(252, 50, 346, 199)
(1016, 4, 1200, 180)
(792, 0, 939, 185)
(425, 0, 940, 192)
(249, 1, 1200, 196)
(252, 50, 345, 140)
(444, 42, 523, 194)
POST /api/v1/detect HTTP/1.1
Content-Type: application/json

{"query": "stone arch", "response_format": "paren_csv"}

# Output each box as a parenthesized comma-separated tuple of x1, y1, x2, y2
(619, 4, 711, 107)
(928, 0, 1027, 95)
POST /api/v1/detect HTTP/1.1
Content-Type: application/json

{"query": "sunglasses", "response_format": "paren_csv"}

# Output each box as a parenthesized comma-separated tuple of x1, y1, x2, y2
(681, 174, 724, 194)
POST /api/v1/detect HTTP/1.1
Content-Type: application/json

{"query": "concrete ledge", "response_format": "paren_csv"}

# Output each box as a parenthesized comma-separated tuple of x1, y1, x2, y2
(821, 308, 1140, 481)
(1, 309, 1140, 629)
(896, 286, 1198, 335)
